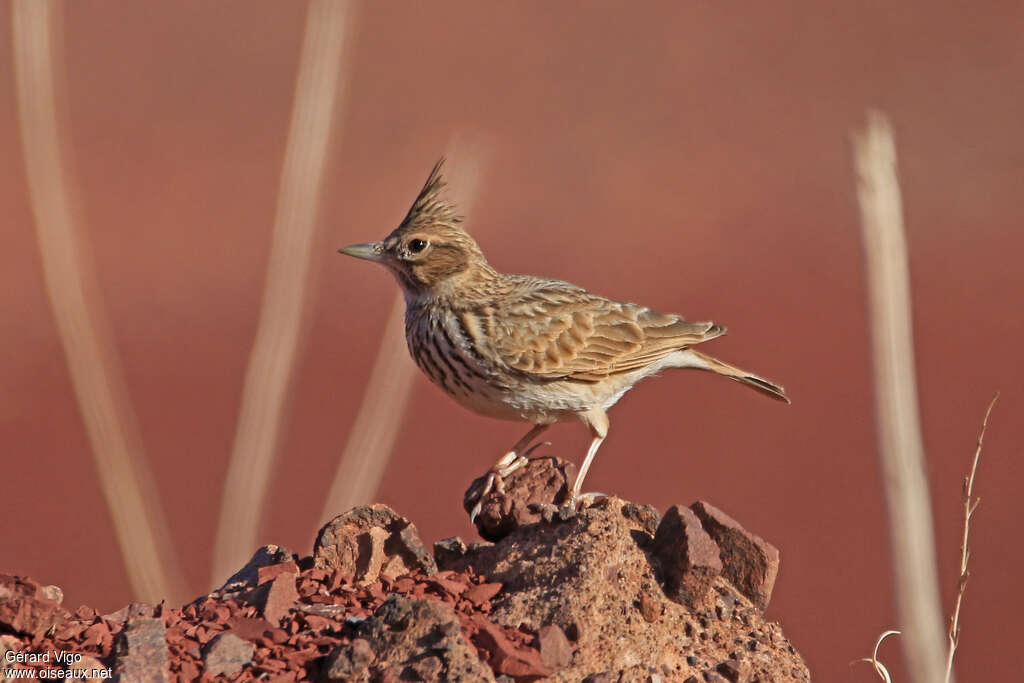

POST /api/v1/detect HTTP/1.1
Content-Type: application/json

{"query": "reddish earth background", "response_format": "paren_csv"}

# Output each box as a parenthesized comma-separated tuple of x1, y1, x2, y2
(2, 1, 1022, 680)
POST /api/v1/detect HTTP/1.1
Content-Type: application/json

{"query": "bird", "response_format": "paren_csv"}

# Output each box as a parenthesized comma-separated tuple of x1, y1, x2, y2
(339, 160, 789, 519)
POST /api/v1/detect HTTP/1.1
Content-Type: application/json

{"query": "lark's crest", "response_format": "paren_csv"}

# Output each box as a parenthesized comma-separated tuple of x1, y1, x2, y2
(398, 159, 463, 231)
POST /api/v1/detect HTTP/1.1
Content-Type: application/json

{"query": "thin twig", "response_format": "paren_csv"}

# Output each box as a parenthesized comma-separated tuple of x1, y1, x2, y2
(211, 0, 355, 586)
(853, 111, 947, 683)
(944, 393, 999, 682)
(319, 137, 490, 523)
(11, 0, 186, 602)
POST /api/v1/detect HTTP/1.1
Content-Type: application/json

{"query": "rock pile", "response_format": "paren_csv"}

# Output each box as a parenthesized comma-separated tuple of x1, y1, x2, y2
(1, 459, 810, 682)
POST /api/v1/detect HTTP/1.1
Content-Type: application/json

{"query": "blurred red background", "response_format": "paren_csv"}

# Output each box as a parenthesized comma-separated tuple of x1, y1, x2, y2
(2, 1, 1022, 680)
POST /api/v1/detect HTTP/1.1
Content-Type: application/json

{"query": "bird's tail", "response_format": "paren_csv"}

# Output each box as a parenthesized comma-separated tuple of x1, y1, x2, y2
(681, 349, 790, 403)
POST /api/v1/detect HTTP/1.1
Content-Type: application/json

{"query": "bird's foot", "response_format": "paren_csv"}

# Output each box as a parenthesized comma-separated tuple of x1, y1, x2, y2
(467, 442, 555, 524)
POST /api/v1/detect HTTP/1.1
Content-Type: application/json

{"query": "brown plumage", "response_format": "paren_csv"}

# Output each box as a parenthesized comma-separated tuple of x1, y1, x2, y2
(339, 160, 789, 516)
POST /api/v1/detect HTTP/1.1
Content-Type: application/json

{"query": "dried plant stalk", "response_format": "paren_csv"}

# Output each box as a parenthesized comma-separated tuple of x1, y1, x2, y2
(853, 111, 947, 683)
(945, 393, 998, 681)
(319, 137, 490, 522)
(11, 0, 186, 602)
(211, 0, 354, 586)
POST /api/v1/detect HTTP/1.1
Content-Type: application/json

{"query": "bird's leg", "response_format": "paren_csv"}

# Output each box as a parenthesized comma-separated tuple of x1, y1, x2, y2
(469, 423, 550, 523)
(568, 409, 610, 509)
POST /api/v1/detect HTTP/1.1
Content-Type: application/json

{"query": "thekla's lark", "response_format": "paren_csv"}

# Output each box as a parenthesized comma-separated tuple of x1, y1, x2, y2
(340, 161, 788, 517)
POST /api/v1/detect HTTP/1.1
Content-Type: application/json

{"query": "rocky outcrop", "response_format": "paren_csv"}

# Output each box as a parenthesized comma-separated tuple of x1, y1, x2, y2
(1, 459, 809, 682)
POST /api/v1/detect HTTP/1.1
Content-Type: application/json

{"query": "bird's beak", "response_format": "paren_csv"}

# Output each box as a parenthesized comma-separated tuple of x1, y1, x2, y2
(337, 241, 384, 262)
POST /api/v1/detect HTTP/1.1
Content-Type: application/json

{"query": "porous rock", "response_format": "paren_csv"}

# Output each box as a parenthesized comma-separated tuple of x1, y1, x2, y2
(339, 595, 498, 682)
(464, 456, 576, 542)
(434, 536, 468, 569)
(314, 505, 437, 582)
(454, 496, 808, 682)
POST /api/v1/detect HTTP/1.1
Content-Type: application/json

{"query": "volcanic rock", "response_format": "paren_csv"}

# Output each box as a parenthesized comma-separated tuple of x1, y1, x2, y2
(464, 456, 576, 542)
(314, 505, 437, 582)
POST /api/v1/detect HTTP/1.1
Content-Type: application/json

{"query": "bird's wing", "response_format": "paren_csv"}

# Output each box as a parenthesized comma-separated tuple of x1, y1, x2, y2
(490, 281, 724, 382)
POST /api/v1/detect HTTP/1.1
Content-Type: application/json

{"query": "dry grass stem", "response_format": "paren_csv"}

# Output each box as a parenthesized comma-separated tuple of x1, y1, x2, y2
(11, 0, 186, 603)
(853, 111, 947, 683)
(944, 393, 999, 682)
(212, 0, 355, 586)
(320, 137, 491, 523)
(855, 630, 901, 683)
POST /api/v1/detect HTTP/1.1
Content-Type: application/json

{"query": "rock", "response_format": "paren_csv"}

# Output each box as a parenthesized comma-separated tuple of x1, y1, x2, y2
(472, 620, 549, 680)
(537, 624, 573, 670)
(67, 654, 105, 676)
(716, 659, 752, 682)
(715, 595, 736, 622)
(434, 536, 468, 569)
(354, 596, 497, 682)
(651, 506, 723, 607)
(464, 456, 576, 542)
(114, 616, 170, 683)
(0, 574, 67, 637)
(638, 584, 664, 623)
(103, 603, 156, 625)
(0, 634, 22, 666)
(246, 571, 298, 624)
(39, 585, 63, 605)
(202, 632, 255, 677)
(690, 502, 779, 610)
(322, 638, 375, 682)
(226, 615, 274, 641)
(256, 560, 300, 586)
(621, 503, 661, 538)
(454, 496, 808, 682)
(314, 505, 437, 582)
(217, 545, 299, 596)
(463, 582, 503, 607)
(582, 674, 619, 683)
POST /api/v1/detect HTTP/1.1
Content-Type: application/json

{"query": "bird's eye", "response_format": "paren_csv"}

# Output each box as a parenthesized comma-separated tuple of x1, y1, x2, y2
(408, 238, 428, 253)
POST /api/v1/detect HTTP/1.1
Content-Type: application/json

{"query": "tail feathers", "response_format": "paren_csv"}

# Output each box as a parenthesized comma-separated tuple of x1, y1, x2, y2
(683, 350, 790, 404)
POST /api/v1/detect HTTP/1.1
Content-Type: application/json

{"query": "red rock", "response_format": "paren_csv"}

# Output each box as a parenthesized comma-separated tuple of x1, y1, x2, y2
(83, 622, 114, 652)
(474, 621, 550, 680)
(217, 545, 299, 596)
(463, 582, 503, 607)
(178, 660, 200, 680)
(246, 572, 298, 625)
(690, 501, 780, 610)
(115, 616, 170, 683)
(425, 575, 470, 596)
(104, 603, 156, 625)
(301, 614, 331, 631)
(258, 561, 300, 586)
(0, 574, 67, 637)
(537, 624, 572, 670)
(651, 505, 723, 607)
(227, 616, 274, 642)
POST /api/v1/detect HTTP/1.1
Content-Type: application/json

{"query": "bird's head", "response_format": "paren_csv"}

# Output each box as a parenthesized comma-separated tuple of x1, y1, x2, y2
(339, 160, 491, 300)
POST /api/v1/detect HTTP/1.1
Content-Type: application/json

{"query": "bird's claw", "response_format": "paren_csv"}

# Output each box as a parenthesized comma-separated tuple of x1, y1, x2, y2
(468, 471, 498, 525)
